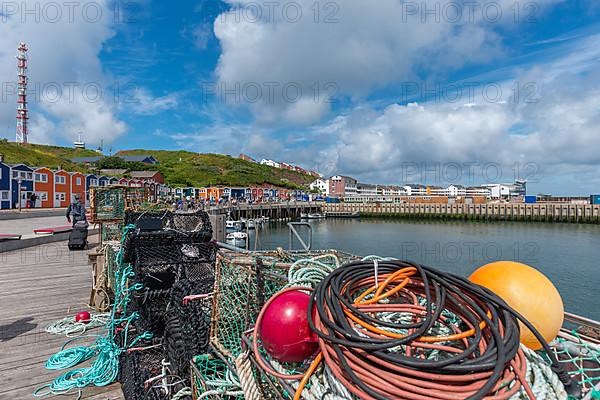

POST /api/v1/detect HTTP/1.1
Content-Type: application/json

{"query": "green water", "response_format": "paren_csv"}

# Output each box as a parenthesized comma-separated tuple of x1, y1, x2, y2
(251, 218, 600, 320)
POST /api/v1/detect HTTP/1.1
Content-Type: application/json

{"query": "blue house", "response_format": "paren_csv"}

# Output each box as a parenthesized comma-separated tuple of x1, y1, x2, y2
(0, 160, 12, 209)
(10, 164, 34, 209)
(98, 176, 110, 187)
(85, 174, 99, 190)
(108, 177, 119, 186)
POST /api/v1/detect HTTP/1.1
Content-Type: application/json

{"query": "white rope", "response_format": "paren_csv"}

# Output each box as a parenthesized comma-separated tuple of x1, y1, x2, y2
(45, 313, 111, 337)
(235, 352, 262, 400)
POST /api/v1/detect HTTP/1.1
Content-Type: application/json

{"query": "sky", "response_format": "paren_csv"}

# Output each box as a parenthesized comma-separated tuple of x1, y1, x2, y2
(0, 0, 599, 195)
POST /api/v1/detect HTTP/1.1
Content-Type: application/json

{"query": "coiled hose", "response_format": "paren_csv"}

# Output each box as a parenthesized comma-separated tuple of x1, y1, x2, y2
(293, 260, 578, 400)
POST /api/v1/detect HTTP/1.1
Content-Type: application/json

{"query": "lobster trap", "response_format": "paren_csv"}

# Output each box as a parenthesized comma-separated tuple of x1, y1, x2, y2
(210, 249, 355, 362)
(101, 221, 124, 243)
(90, 186, 150, 223)
(191, 352, 244, 400)
(164, 278, 215, 377)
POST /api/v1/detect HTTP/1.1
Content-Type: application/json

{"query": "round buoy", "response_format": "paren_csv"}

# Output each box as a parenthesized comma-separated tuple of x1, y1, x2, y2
(469, 261, 563, 350)
(258, 289, 318, 363)
(75, 311, 91, 324)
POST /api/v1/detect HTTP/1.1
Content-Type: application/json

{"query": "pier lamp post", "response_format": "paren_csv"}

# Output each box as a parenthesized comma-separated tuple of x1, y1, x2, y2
(17, 177, 22, 212)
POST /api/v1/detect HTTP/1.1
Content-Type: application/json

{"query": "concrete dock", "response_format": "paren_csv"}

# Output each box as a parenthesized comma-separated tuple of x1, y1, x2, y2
(326, 202, 600, 223)
(0, 239, 123, 399)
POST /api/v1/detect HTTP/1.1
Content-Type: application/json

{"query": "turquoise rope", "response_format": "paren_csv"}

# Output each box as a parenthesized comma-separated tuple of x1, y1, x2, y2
(35, 224, 154, 398)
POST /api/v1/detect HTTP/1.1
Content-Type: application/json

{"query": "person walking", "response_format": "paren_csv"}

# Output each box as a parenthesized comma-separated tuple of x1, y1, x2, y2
(30, 193, 37, 208)
(66, 194, 87, 227)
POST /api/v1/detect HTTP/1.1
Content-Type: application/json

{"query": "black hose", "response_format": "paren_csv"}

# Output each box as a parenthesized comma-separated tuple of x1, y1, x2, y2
(308, 259, 575, 400)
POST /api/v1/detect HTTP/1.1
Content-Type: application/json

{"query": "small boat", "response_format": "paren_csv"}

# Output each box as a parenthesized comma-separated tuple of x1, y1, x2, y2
(300, 213, 309, 219)
(308, 213, 326, 219)
(226, 231, 247, 248)
(226, 220, 246, 232)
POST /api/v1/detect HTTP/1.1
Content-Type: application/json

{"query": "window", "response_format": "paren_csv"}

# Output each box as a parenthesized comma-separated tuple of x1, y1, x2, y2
(1, 191, 8, 201)
(35, 173, 48, 183)
(55, 175, 66, 184)
(76, 177, 82, 185)
(12, 171, 18, 179)
(55, 193, 66, 201)
(26, 172, 33, 180)
(39, 192, 48, 201)
(90, 179, 98, 186)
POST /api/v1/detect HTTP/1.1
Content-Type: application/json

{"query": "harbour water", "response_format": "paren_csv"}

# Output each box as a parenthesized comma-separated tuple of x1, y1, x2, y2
(251, 218, 600, 320)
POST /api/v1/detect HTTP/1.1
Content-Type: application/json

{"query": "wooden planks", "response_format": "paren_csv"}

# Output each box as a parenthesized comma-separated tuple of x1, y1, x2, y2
(0, 239, 124, 400)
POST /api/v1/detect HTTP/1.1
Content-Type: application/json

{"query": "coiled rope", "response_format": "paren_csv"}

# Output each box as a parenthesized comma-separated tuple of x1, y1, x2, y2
(45, 313, 111, 337)
(296, 259, 577, 400)
(34, 225, 154, 398)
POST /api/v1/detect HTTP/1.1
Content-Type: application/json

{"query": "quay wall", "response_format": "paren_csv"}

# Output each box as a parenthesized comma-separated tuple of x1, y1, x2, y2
(325, 203, 600, 223)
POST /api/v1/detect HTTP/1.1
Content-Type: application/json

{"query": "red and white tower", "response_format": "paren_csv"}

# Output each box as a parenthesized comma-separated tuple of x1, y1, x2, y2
(16, 42, 29, 144)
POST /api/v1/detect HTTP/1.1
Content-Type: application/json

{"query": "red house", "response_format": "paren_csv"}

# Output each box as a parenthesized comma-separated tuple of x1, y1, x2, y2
(70, 172, 86, 203)
(33, 167, 54, 208)
(53, 170, 71, 207)
(130, 171, 165, 184)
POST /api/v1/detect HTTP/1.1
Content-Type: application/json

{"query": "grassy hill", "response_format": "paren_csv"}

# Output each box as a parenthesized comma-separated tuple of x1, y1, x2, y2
(0, 140, 97, 171)
(116, 149, 313, 189)
(0, 141, 314, 189)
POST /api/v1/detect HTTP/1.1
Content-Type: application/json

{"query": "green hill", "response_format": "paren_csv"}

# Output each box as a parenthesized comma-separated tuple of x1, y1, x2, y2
(0, 141, 314, 189)
(116, 149, 313, 189)
(0, 140, 97, 171)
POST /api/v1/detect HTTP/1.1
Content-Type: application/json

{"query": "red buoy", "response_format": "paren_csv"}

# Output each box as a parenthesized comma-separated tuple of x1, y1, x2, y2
(75, 311, 91, 324)
(258, 289, 318, 363)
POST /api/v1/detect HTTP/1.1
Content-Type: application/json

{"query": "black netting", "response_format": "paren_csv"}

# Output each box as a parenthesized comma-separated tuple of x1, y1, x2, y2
(124, 210, 212, 236)
(170, 211, 212, 233)
(163, 278, 214, 377)
(122, 230, 213, 264)
(120, 347, 165, 400)
(130, 288, 172, 335)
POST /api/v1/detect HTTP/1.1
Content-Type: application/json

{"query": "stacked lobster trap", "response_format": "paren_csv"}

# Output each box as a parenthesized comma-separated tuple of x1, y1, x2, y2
(191, 249, 357, 400)
(113, 209, 216, 400)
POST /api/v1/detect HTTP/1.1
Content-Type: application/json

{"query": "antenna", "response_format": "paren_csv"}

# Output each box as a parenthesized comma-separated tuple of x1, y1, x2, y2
(15, 42, 29, 144)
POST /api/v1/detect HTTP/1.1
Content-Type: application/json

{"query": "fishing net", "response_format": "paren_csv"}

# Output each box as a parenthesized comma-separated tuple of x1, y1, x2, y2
(546, 333, 600, 398)
(91, 187, 126, 222)
(119, 346, 166, 400)
(124, 210, 212, 236)
(211, 250, 355, 361)
(191, 353, 244, 400)
(125, 187, 148, 209)
(101, 222, 124, 243)
(129, 288, 172, 335)
(163, 278, 214, 377)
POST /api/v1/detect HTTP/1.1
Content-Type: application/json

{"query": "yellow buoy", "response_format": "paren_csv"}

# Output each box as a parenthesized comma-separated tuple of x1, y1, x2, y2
(469, 261, 564, 350)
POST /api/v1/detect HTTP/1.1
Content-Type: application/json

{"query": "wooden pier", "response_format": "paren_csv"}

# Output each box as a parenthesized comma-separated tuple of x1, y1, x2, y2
(0, 240, 123, 400)
(326, 202, 600, 223)
(215, 202, 323, 220)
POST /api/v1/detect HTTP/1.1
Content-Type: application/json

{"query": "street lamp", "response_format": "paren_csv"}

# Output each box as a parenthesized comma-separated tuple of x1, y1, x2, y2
(17, 177, 22, 212)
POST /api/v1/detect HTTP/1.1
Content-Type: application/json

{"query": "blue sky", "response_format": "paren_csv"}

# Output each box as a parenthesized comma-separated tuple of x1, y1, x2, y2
(1, 0, 599, 194)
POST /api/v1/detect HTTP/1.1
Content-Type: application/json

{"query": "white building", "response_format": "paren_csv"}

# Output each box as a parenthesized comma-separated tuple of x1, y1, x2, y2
(309, 179, 329, 196)
(446, 185, 467, 197)
(260, 159, 281, 168)
(481, 181, 525, 199)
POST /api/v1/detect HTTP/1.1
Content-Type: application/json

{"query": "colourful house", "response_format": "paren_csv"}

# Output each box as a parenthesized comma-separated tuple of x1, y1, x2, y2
(11, 164, 34, 208)
(85, 174, 99, 206)
(0, 160, 12, 209)
(34, 167, 54, 208)
(98, 176, 110, 187)
(53, 170, 71, 207)
(70, 172, 86, 202)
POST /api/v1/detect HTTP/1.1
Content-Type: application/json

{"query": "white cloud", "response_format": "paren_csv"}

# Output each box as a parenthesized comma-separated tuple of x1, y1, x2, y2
(296, 34, 600, 194)
(212, 0, 563, 125)
(0, 0, 127, 145)
(130, 89, 178, 115)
